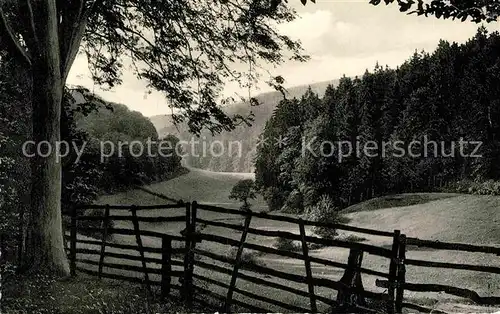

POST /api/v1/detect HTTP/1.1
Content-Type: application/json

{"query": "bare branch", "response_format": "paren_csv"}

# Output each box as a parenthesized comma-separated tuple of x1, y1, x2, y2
(0, 4, 31, 66)
(22, 0, 38, 49)
(61, 0, 104, 82)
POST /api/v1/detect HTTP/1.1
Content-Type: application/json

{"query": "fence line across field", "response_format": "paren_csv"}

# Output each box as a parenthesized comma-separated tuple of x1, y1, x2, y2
(63, 201, 500, 313)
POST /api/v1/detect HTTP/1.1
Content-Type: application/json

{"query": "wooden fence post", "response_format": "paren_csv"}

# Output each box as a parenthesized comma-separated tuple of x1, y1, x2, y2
(336, 248, 365, 311)
(224, 213, 252, 313)
(299, 219, 317, 312)
(70, 205, 77, 276)
(395, 234, 407, 314)
(185, 201, 198, 306)
(98, 205, 110, 279)
(161, 235, 172, 299)
(182, 202, 191, 302)
(387, 230, 401, 314)
(131, 205, 151, 293)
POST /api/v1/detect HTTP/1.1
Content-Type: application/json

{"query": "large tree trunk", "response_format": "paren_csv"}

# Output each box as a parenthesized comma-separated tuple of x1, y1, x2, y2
(22, 0, 69, 276)
(24, 81, 68, 275)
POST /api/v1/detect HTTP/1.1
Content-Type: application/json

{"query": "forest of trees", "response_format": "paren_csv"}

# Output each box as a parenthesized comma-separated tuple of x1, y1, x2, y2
(71, 90, 183, 196)
(256, 28, 500, 213)
(152, 80, 338, 173)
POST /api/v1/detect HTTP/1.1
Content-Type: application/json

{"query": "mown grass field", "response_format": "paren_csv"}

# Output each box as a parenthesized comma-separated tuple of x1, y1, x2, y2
(72, 167, 500, 313)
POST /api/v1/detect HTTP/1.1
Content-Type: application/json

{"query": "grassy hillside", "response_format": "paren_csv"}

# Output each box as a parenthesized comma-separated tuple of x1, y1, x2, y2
(97, 166, 267, 210)
(342, 193, 458, 214)
(149, 79, 341, 173)
(346, 193, 500, 245)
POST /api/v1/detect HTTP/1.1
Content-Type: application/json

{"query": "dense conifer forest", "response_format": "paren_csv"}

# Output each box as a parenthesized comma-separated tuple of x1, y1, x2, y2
(255, 28, 500, 212)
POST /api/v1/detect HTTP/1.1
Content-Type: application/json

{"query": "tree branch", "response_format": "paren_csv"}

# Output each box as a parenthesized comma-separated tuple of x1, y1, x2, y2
(59, 0, 84, 76)
(0, 4, 31, 66)
(61, 0, 104, 83)
(22, 0, 38, 50)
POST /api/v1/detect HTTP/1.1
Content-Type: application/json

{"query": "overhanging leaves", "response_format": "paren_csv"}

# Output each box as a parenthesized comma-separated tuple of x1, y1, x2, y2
(82, 0, 308, 135)
(369, 0, 500, 23)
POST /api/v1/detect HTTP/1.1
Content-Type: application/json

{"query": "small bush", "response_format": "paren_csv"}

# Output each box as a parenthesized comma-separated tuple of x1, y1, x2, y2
(274, 237, 300, 252)
(263, 187, 286, 212)
(308, 242, 326, 250)
(340, 234, 367, 243)
(227, 248, 263, 266)
(445, 179, 500, 196)
(306, 195, 350, 239)
(281, 189, 304, 214)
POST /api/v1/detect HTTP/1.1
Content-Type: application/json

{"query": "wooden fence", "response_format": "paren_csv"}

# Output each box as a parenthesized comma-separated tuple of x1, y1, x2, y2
(376, 237, 500, 313)
(190, 202, 399, 313)
(64, 203, 187, 298)
(64, 202, 500, 313)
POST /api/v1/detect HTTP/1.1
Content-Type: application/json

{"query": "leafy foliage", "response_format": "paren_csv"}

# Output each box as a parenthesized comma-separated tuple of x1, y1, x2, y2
(305, 195, 349, 239)
(229, 179, 256, 210)
(445, 179, 500, 196)
(274, 237, 300, 252)
(369, 0, 500, 23)
(74, 0, 308, 135)
(227, 247, 264, 266)
(0, 57, 31, 263)
(3, 274, 194, 314)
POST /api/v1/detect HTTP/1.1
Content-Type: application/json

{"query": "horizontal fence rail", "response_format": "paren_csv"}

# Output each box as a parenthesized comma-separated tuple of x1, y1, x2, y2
(73, 203, 186, 211)
(196, 217, 393, 258)
(406, 237, 500, 255)
(75, 215, 187, 223)
(391, 237, 500, 312)
(196, 203, 395, 237)
(376, 280, 500, 305)
(405, 258, 500, 274)
(79, 227, 185, 241)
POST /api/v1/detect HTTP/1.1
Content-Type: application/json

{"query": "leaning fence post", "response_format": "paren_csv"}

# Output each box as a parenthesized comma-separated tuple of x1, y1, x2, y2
(182, 202, 191, 301)
(98, 205, 110, 279)
(387, 230, 401, 314)
(224, 213, 252, 313)
(131, 205, 151, 294)
(70, 205, 77, 276)
(395, 234, 406, 314)
(336, 248, 365, 310)
(299, 219, 317, 312)
(161, 235, 172, 299)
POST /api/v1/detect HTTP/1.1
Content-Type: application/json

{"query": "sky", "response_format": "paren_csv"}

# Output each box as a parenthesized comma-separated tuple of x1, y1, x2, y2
(66, 0, 500, 118)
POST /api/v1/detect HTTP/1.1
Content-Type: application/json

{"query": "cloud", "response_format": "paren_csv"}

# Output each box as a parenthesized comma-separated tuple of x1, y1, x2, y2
(278, 10, 333, 41)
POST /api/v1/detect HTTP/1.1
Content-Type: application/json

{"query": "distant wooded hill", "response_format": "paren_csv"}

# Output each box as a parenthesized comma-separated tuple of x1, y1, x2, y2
(149, 79, 341, 172)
